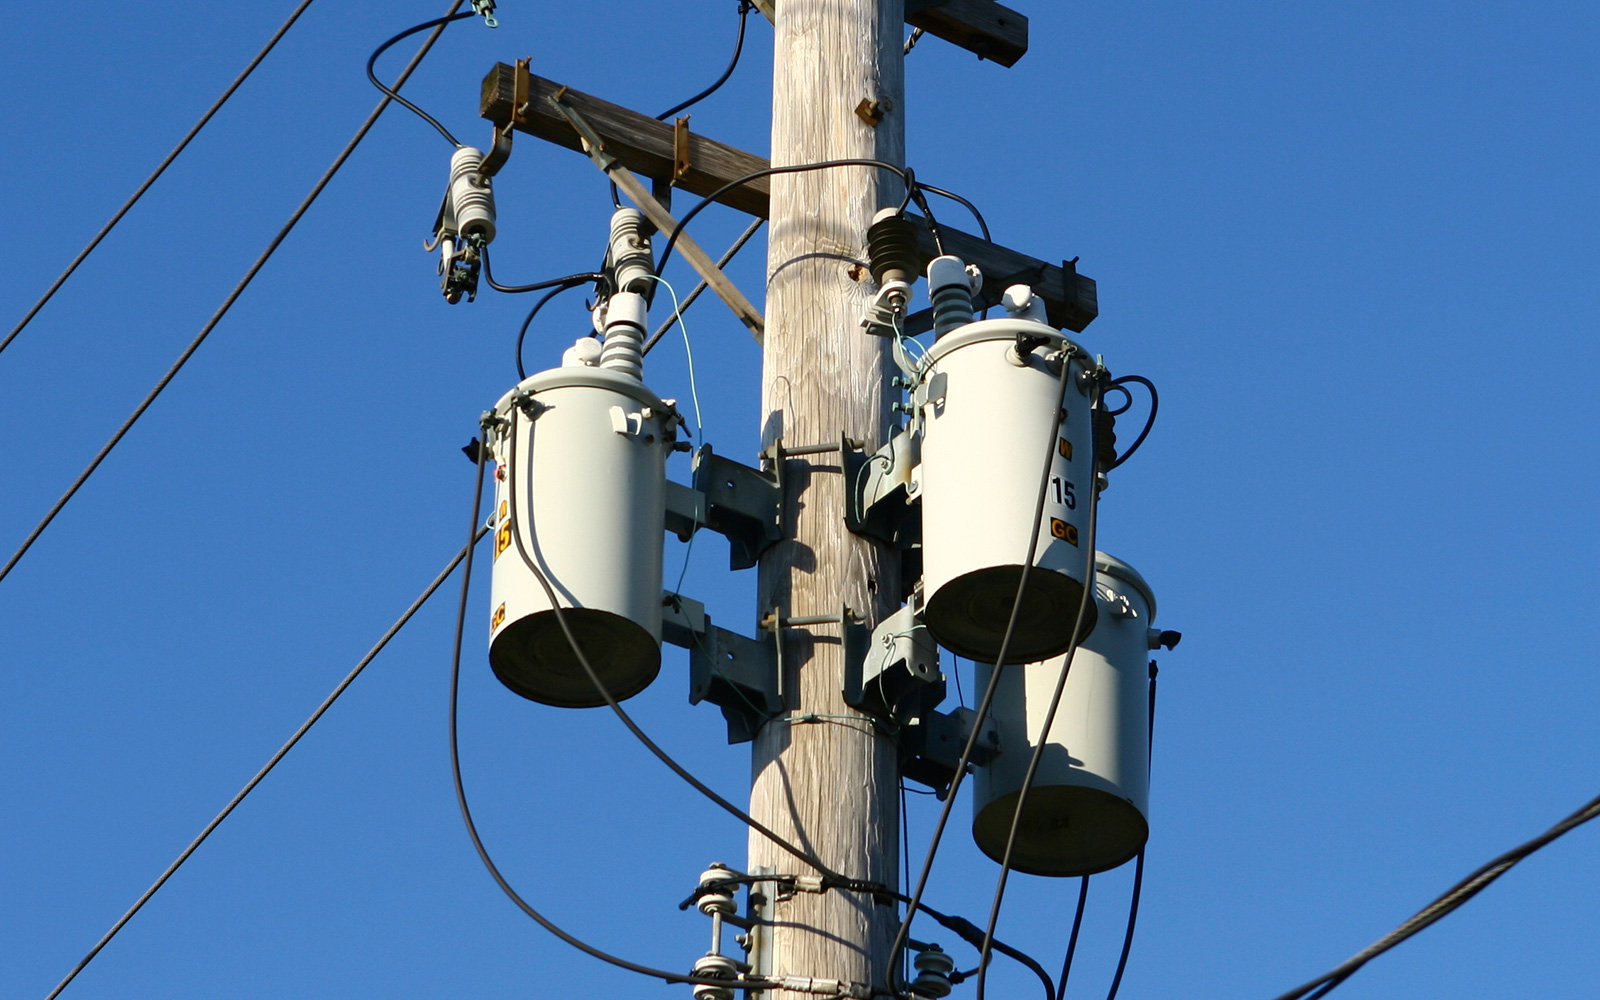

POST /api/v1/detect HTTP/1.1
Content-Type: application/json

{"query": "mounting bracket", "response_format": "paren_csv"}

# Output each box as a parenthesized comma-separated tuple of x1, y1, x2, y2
(843, 604, 943, 725)
(692, 444, 782, 570)
(900, 706, 1001, 796)
(663, 592, 780, 744)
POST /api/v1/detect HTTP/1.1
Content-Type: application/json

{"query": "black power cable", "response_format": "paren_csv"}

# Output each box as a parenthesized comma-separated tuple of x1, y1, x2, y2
(1269, 788, 1600, 1000)
(888, 348, 1092, 995)
(1055, 877, 1090, 1000)
(449, 434, 772, 990)
(975, 380, 1105, 1000)
(1104, 375, 1158, 472)
(365, 10, 480, 148)
(1102, 852, 1144, 1000)
(43, 526, 486, 1000)
(0, 0, 320, 361)
(481, 247, 605, 295)
(609, 1, 755, 207)
(655, 159, 915, 273)
(513, 277, 603, 380)
(0, 0, 469, 590)
(916, 184, 992, 242)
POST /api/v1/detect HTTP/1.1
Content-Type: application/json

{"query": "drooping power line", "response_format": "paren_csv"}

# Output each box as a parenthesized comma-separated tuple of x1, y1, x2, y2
(0, 0, 321, 361)
(43, 527, 486, 1000)
(0, 0, 471, 590)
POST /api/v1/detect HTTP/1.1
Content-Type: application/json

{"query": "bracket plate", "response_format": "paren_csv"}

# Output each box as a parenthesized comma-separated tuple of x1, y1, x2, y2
(663, 593, 780, 744)
(901, 706, 1001, 795)
(693, 444, 782, 571)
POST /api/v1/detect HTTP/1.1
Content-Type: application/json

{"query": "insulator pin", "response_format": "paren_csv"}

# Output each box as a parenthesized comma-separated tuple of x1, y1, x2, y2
(697, 863, 739, 916)
(910, 946, 955, 999)
(692, 953, 739, 1000)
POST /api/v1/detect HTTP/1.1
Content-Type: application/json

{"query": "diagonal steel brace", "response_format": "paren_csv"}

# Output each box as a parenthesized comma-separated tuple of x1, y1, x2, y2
(549, 92, 765, 342)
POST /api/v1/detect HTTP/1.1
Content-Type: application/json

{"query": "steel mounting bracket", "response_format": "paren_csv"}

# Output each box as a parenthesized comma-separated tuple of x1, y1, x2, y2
(663, 592, 780, 744)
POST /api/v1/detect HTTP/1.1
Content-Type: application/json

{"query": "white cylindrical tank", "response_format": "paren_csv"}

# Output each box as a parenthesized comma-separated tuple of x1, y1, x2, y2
(486, 365, 680, 707)
(917, 317, 1097, 663)
(971, 552, 1159, 876)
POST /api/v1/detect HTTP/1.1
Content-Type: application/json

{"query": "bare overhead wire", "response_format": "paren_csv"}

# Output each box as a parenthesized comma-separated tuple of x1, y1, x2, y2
(365, 10, 480, 147)
(43, 526, 486, 1000)
(0, 0, 320, 362)
(0, 0, 470, 590)
(1269, 788, 1600, 1000)
(641, 217, 764, 355)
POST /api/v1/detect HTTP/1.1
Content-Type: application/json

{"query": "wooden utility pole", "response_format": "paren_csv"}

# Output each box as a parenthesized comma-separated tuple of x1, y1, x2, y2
(748, 0, 906, 994)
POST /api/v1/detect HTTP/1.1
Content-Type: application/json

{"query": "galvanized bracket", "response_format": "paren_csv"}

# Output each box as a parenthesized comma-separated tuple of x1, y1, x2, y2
(843, 428, 922, 548)
(663, 592, 780, 744)
(692, 444, 782, 571)
(674, 115, 693, 182)
(900, 706, 1001, 796)
(843, 604, 944, 725)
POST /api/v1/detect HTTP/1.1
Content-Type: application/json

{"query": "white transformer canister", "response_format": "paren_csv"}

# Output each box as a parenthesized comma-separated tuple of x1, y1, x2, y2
(486, 365, 680, 708)
(916, 318, 1097, 664)
(971, 552, 1159, 876)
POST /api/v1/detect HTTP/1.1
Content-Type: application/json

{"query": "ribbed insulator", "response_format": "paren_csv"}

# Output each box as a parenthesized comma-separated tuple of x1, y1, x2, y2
(449, 146, 496, 243)
(867, 207, 920, 287)
(608, 207, 655, 295)
(599, 291, 647, 380)
(692, 953, 738, 1000)
(697, 863, 738, 916)
(927, 255, 974, 338)
(911, 947, 955, 999)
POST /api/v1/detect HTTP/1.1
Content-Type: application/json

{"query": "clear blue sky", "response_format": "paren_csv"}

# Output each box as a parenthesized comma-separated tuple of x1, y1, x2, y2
(3, 2, 1598, 998)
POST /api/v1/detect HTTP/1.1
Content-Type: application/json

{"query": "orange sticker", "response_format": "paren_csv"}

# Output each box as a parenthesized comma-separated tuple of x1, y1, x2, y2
(495, 521, 512, 558)
(1058, 437, 1073, 460)
(491, 603, 506, 629)
(1050, 518, 1079, 545)
(498, 499, 509, 520)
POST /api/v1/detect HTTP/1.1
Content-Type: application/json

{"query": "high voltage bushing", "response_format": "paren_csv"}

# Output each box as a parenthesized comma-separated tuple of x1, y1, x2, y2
(485, 324, 685, 707)
(914, 303, 1098, 663)
(925, 255, 976, 337)
(972, 552, 1179, 876)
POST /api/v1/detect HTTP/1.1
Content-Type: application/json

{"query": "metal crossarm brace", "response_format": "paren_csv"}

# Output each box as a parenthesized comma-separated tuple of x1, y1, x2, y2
(547, 92, 766, 341)
(479, 66, 1097, 332)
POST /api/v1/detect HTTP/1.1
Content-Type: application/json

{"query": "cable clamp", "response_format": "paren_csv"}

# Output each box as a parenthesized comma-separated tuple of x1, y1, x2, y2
(774, 976, 874, 999)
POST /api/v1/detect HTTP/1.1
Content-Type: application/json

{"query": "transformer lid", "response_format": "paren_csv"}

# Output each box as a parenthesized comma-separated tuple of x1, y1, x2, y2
(1094, 550, 1157, 621)
(494, 364, 674, 418)
(919, 317, 1089, 370)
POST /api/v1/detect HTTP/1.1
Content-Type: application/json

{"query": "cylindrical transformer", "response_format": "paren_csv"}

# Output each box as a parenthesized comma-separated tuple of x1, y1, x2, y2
(486, 365, 680, 707)
(917, 317, 1097, 663)
(971, 552, 1160, 876)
